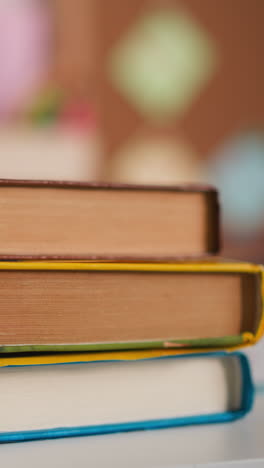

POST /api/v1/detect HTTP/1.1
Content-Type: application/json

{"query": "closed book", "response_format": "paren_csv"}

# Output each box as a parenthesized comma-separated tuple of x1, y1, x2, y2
(0, 179, 219, 260)
(0, 261, 263, 354)
(0, 351, 254, 443)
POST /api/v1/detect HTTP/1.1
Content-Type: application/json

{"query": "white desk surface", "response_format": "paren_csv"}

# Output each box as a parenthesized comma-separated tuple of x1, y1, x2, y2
(0, 390, 263, 468)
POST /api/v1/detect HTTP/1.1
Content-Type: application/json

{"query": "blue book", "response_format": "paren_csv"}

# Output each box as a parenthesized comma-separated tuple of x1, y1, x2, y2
(0, 351, 254, 443)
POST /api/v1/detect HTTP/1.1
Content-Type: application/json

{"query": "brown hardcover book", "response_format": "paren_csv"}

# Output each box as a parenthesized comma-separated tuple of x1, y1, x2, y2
(0, 261, 263, 353)
(0, 179, 219, 260)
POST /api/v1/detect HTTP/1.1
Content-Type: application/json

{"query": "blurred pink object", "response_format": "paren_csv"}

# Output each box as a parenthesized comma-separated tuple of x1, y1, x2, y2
(60, 100, 96, 132)
(0, 0, 50, 118)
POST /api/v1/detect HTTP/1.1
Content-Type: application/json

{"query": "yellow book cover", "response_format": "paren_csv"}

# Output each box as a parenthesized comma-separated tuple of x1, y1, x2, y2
(0, 260, 263, 357)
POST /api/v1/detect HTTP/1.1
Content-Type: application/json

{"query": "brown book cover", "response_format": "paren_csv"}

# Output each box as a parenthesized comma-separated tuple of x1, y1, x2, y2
(0, 179, 219, 260)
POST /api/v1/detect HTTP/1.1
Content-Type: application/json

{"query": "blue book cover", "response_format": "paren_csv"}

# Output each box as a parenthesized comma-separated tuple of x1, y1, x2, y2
(0, 351, 254, 443)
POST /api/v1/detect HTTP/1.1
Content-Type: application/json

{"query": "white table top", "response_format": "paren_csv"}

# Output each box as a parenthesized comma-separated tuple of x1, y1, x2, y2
(0, 389, 263, 468)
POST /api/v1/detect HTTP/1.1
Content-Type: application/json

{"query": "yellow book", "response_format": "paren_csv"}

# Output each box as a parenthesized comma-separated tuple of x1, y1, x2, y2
(0, 260, 263, 355)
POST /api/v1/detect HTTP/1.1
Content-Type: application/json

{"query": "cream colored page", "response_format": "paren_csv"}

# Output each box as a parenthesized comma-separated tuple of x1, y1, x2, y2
(0, 356, 241, 432)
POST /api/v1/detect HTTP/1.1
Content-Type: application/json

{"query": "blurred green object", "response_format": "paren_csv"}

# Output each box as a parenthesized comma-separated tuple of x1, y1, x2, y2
(28, 86, 64, 125)
(109, 9, 217, 121)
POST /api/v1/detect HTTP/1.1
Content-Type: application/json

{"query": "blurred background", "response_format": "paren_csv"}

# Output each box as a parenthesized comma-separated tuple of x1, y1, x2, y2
(0, 0, 263, 380)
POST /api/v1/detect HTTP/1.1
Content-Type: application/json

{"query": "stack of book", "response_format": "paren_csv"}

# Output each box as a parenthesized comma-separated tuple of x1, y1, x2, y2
(0, 179, 262, 443)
